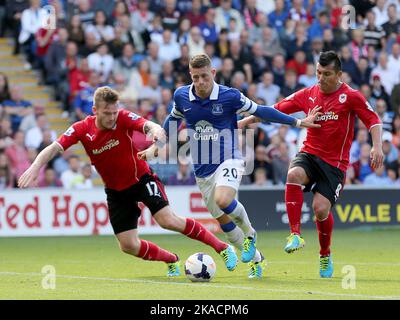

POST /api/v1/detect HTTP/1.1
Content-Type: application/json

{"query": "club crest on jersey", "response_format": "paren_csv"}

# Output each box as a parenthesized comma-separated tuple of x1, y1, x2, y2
(211, 103, 223, 115)
(128, 112, 140, 120)
(339, 93, 347, 103)
(64, 126, 75, 137)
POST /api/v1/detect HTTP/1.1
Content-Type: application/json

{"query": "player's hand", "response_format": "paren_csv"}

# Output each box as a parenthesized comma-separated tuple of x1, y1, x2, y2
(18, 165, 40, 188)
(299, 106, 322, 129)
(237, 116, 260, 129)
(370, 145, 384, 169)
(137, 144, 159, 161)
(151, 127, 167, 143)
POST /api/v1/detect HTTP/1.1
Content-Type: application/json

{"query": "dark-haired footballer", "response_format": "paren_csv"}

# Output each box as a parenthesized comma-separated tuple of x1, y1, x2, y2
(239, 51, 384, 278)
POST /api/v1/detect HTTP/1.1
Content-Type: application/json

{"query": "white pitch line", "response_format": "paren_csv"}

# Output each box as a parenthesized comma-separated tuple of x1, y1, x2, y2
(0, 271, 399, 300)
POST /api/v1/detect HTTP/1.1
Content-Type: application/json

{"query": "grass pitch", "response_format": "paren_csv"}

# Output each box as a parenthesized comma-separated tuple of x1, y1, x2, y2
(0, 229, 399, 300)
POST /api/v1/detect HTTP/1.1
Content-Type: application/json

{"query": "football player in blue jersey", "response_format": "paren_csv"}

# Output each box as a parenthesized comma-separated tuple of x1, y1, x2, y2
(139, 54, 320, 278)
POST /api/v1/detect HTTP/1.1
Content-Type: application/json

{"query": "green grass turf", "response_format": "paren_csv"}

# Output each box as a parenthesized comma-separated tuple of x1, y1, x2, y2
(0, 229, 399, 300)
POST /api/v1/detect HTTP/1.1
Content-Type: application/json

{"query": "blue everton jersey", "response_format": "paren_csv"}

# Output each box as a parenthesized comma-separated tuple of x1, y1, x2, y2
(171, 82, 258, 178)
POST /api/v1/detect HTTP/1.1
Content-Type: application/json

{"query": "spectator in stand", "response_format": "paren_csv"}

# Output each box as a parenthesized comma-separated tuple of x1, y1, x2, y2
(252, 167, 273, 186)
(286, 50, 307, 79)
(280, 69, 304, 97)
(44, 28, 69, 86)
(371, 0, 389, 27)
(199, 7, 219, 44)
(74, 163, 94, 189)
(114, 43, 141, 85)
(371, 52, 400, 95)
(391, 82, 400, 115)
(215, 57, 235, 87)
(349, 128, 369, 164)
(60, 154, 83, 189)
(5, 0, 29, 56)
(130, 0, 154, 36)
(74, 71, 101, 120)
(0, 151, 14, 189)
(159, 0, 181, 31)
(172, 44, 190, 80)
(0, 72, 10, 105)
(5, 130, 30, 181)
(25, 114, 56, 151)
(388, 43, 400, 79)
(215, 0, 244, 34)
(138, 74, 162, 104)
(298, 63, 317, 87)
(249, 41, 269, 83)
(38, 166, 62, 187)
(371, 75, 391, 109)
(351, 143, 374, 184)
(85, 10, 115, 43)
(147, 41, 163, 76)
(340, 45, 358, 76)
(256, 71, 280, 106)
(158, 29, 181, 62)
(185, 0, 205, 27)
(18, 0, 46, 67)
(187, 26, 205, 57)
(79, 31, 100, 57)
(74, 0, 95, 28)
(67, 14, 85, 47)
(364, 10, 386, 50)
(88, 43, 115, 83)
(382, 3, 400, 40)
(68, 58, 91, 109)
(268, 0, 288, 38)
(363, 164, 392, 185)
(2, 85, 32, 133)
(204, 42, 222, 71)
(308, 9, 331, 39)
(177, 18, 191, 45)
(287, 22, 310, 60)
(159, 61, 175, 90)
(353, 56, 372, 87)
(167, 160, 196, 185)
(382, 130, 399, 164)
(271, 141, 290, 185)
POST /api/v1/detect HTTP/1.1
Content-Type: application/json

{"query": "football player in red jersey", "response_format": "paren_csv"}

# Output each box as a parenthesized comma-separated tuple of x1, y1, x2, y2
(18, 86, 238, 276)
(239, 51, 384, 277)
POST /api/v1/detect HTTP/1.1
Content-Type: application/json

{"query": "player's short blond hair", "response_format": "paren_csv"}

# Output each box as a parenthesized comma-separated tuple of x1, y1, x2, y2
(189, 54, 212, 69)
(94, 86, 119, 107)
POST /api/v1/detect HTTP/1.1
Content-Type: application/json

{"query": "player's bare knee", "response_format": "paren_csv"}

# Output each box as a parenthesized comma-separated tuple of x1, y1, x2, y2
(287, 168, 306, 184)
(312, 202, 330, 221)
(215, 195, 232, 210)
(119, 239, 140, 256)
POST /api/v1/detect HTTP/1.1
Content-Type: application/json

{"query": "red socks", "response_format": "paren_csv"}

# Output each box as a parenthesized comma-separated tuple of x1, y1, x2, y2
(285, 183, 303, 235)
(183, 218, 227, 253)
(316, 212, 334, 256)
(138, 240, 177, 263)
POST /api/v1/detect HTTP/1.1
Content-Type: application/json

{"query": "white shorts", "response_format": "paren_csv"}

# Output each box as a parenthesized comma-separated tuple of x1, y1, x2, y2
(195, 159, 245, 219)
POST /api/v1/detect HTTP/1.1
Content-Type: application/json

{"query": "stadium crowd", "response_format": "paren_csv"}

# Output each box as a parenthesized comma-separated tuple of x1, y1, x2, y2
(0, 0, 400, 190)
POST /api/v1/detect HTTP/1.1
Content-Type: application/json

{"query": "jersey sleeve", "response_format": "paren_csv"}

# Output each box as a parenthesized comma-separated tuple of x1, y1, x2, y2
(274, 89, 308, 114)
(170, 89, 185, 119)
(119, 109, 148, 133)
(231, 88, 258, 115)
(350, 91, 382, 130)
(57, 121, 84, 151)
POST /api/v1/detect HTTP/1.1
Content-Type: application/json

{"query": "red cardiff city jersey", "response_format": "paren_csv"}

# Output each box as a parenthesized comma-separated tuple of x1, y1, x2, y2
(57, 109, 151, 190)
(274, 83, 382, 172)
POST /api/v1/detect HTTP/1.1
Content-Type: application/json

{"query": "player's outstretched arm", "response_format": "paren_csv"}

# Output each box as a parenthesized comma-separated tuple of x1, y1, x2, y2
(137, 144, 159, 161)
(369, 125, 384, 169)
(18, 142, 63, 188)
(143, 120, 166, 143)
(240, 106, 322, 129)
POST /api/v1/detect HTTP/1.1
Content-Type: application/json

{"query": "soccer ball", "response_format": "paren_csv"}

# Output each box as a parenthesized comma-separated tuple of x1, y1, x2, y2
(184, 252, 216, 282)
